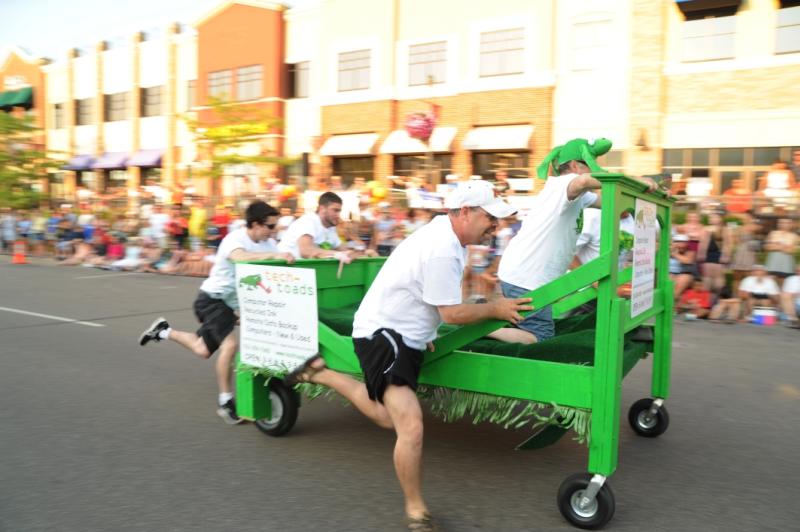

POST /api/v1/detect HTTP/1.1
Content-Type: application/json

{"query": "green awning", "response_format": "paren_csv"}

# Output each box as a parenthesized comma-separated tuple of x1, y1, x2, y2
(0, 86, 33, 110)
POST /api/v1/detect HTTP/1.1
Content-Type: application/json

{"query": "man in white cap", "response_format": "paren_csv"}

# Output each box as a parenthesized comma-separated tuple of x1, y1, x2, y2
(285, 180, 531, 531)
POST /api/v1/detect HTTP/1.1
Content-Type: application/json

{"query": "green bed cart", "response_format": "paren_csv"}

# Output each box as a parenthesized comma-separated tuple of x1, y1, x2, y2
(235, 173, 675, 530)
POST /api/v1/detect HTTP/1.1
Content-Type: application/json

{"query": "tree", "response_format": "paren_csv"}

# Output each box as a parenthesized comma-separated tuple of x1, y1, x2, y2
(0, 110, 59, 209)
(182, 97, 295, 204)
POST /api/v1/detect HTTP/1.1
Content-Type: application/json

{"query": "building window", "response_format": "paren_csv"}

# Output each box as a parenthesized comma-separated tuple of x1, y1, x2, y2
(332, 156, 374, 186)
(479, 28, 524, 77)
(393, 154, 453, 183)
(140, 86, 163, 117)
(680, 0, 738, 63)
(187, 80, 196, 110)
(472, 151, 529, 179)
(53, 103, 65, 129)
(776, 5, 800, 54)
(288, 62, 309, 98)
(75, 98, 93, 126)
(236, 65, 262, 101)
(408, 41, 447, 86)
(104, 92, 128, 122)
(208, 69, 232, 100)
(338, 50, 371, 92)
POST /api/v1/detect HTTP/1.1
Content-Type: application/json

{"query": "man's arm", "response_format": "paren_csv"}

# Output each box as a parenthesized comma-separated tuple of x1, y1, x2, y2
(567, 174, 602, 202)
(438, 297, 532, 325)
(229, 248, 295, 263)
(297, 234, 346, 259)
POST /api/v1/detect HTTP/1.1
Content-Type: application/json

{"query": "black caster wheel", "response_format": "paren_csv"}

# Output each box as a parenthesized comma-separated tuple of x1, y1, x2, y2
(628, 398, 669, 438)
(557, 473, 615, 530)
(254, 378, 299, 437)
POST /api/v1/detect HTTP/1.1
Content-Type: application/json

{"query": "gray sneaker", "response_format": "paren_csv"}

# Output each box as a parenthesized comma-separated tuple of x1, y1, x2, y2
(216, 399, 244, 425)
(139, 317, 169, 346)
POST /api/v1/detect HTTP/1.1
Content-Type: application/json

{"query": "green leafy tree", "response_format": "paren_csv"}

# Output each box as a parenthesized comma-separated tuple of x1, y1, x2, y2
(182, 97, 295, 204)
(0, 111, 59, 209)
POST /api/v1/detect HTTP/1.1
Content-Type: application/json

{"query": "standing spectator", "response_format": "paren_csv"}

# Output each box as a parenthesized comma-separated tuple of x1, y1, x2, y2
(780, 265, 800, 328)
(149, 204, 171, 247)
(722, 179, 753, 216)
(188, 199, 208, 251)
(738, 264, 781, 320)
(372, 203, 397, 257)
(46, 210, 62, 255)
(211, 205, 232, 240)
(30, 210, 48, 256)
(167, 205, 189, 249)
(697, 212, 733, 293)
(764, 218, 798, 280)
(729, 213, 759, 294)
(16, 211, 32, 242)
(1, 207, 17, 252)
(680, 211, 705, 257)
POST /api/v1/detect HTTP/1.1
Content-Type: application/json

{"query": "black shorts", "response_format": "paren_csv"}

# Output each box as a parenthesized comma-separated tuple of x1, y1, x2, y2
(353, 328, 424, 404)
(193, 292, 237, 355)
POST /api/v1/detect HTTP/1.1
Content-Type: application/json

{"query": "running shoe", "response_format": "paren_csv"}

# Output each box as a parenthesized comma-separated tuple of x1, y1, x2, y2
(216, 399, 244, 425)
(139, 317, 169, 346)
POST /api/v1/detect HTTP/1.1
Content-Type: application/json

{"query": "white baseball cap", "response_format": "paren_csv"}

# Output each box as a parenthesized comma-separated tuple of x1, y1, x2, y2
(444, 180, 516, 218)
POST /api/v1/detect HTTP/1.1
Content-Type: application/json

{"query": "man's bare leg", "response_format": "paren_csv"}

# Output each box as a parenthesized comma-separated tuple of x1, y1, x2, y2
(488, 327, 537, 344)
(167, 329, 212, 358)
(382, 384, 428, 520)
(216, 332, 238, 395)
(308, 363, 393, 430)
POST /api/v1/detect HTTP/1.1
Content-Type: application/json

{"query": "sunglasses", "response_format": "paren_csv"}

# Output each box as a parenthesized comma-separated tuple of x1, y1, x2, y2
(265, 223, 276, 229)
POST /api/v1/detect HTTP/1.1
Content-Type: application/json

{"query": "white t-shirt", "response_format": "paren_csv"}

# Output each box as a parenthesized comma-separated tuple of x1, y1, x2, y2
(352, 214, 467, 349)
(276, 215, 295, 241)
(498, 174, 597, 290)
(782, 275, 800, 302)
(575, 209, 636, 267)
(149, 213, 170, 239)
(739, 275, 780, 296)
(200, 227, 278, 304)
(277, 213, 342, 259)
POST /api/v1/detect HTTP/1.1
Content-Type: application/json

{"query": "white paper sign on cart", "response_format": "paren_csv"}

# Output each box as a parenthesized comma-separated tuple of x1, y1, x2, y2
(235, 264, 318, 370)
(631, 199, 657, 318)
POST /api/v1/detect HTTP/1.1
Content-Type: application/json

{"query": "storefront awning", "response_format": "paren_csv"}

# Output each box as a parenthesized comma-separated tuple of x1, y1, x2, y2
(92, 152, 129, 170)
(62, 154, 95, 171)
(0, 86, 33, 110)
(128, 149, 163, 168)
(319, 133, 379, 156)
(462, 125, 534, 151)
(379, 127, 457, 154)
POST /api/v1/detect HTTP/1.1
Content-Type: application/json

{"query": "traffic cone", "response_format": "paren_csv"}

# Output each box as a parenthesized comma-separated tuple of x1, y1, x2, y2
(12, 240, 27, 264)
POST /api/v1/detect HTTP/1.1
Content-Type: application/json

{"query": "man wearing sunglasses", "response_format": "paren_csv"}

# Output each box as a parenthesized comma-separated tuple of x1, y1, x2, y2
(138, 200, 294, 424)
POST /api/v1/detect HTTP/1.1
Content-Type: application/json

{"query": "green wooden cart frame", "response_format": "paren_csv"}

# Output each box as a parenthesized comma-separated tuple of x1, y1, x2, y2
(235, 174, 674, 529)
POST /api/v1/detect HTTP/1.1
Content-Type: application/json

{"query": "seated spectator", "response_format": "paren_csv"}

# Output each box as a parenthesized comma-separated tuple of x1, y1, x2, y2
(780, 265, 800, 329)
(676, 278, 712, 319)
(738, 264, 780, 321)
(670, 234, 698, 301)
(110, 237, 144, 271)
(136, 239, 166, 273)
(58, 238, 95, 266)
(708, 285, 741, 323)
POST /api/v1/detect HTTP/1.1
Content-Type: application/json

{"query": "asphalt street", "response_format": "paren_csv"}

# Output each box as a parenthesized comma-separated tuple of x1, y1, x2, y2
(1, 257, 799, 532)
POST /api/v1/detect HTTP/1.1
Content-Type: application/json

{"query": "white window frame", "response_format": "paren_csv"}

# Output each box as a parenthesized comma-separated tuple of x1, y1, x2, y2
(479, 27, 525, 78)
(208, 69, 232, 100)
(681, 15, 737, 63)
(236, 65, 262, 101)
(776, 5, 800, 55)
(337, 49, 371, 92)
(324, 38, 388, 105)
(396, 35, 458, 100)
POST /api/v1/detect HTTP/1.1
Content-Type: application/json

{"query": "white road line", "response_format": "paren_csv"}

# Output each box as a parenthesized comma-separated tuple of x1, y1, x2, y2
(74, 272, 137, 280)
(0, 306, 106, 327)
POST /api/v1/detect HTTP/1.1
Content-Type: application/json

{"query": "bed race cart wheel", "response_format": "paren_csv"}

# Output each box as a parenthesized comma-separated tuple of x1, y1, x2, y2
(557, 473, 615, 530)
(254, 378, 299, 437)
(628, 398, 670, 438)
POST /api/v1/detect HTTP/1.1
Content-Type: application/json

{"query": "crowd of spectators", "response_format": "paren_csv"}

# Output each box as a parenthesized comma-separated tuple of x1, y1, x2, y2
(670, 211, 800, 327)
(2, 190, 799, 330)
